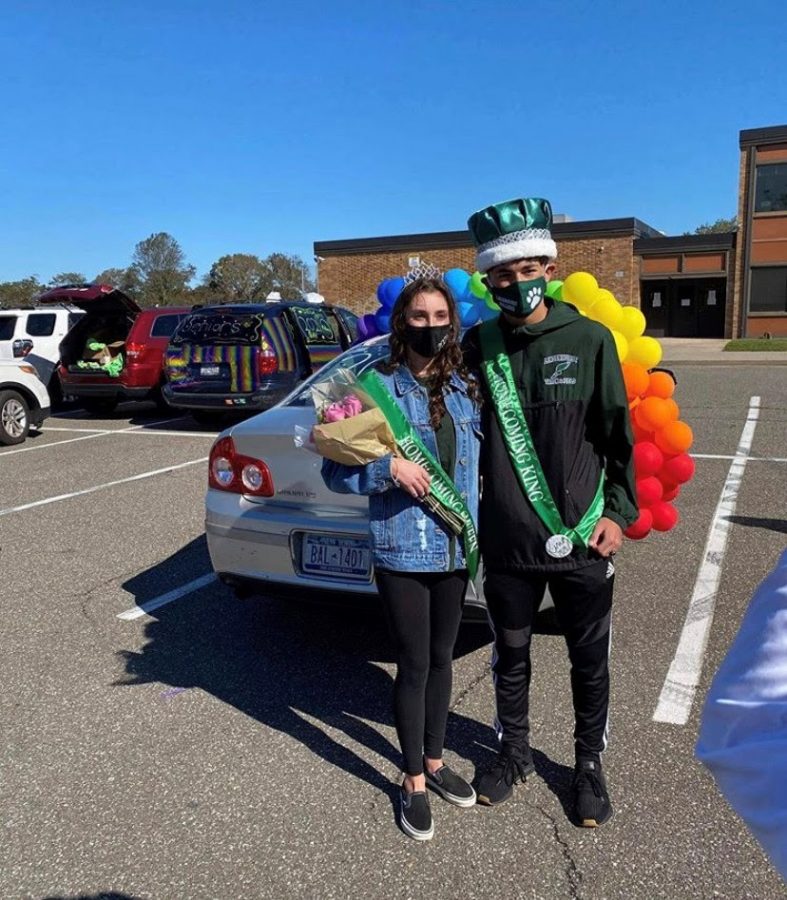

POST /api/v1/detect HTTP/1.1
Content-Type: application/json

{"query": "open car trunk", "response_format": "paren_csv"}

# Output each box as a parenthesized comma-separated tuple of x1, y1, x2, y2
(38, 284, 140, 379)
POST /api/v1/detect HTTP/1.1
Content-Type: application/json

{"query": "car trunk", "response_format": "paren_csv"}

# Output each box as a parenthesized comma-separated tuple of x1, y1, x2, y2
(38, 285, 140, 380)
(166, 309, 282, 395)
(229, 406, 367, 514)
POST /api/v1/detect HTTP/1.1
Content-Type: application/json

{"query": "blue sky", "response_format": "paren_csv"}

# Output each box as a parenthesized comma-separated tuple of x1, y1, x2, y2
(2, 0, 786, 283)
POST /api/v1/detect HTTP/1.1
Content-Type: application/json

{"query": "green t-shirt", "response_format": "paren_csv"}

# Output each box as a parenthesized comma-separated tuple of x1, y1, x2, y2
(416, 376, 457, 569)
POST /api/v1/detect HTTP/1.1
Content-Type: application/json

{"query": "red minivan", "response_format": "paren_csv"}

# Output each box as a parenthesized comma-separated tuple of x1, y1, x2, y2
(38, 283, 190, 415)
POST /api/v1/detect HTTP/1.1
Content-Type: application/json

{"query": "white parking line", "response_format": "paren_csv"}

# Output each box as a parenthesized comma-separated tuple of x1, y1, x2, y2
(0, 457, 209, 517)
(0, 416, 211, 457)
(44, 425, 214, 438)
(692, 453, 787, 463)
(116, 573, 219, 620)
(653, 396, 761, 726)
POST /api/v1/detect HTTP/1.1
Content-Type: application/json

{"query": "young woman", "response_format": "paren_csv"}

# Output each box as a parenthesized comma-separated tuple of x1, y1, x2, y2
(321, 275, 482, 841)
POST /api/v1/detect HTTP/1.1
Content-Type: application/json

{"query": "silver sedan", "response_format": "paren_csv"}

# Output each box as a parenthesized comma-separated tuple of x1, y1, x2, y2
(205, 338, 554, 622)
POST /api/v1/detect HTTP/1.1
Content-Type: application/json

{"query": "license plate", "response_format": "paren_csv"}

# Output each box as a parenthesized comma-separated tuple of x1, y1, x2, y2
(200, 365, 220, 377)
(300, 534, 372, 581)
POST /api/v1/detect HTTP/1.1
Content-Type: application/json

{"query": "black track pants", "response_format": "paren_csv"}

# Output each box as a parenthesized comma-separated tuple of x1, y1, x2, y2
(376, 569, 468, 776)
(484, 559, 614, 761)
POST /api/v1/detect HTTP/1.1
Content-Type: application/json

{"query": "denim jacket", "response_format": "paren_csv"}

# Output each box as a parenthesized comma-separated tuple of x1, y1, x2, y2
(321, 364, 481, 573)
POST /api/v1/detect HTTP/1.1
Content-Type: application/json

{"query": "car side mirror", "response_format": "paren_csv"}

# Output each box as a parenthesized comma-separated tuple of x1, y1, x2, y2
(13, 339, 33, 358)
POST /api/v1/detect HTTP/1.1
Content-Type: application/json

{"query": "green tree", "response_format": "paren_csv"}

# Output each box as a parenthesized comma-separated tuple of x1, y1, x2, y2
(48, 271, 86, 287)
(207, 253, 272, 302)
(687, 216, 738, 235)
(94, 267, 142, 296)
(0, 276, 45, 308)
(264, 252, 315, 297)
(130, 232, 196, 307)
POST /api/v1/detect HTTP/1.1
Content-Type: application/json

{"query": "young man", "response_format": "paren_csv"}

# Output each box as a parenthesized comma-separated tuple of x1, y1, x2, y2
(463, 197, 638, 826)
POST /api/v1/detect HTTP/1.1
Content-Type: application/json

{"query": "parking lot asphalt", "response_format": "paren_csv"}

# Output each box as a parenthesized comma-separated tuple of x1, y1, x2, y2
(2, 364, 786, 900)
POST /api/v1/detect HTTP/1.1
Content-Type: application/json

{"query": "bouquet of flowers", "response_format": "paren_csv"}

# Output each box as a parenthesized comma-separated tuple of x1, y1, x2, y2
(299, 368, 464, 535)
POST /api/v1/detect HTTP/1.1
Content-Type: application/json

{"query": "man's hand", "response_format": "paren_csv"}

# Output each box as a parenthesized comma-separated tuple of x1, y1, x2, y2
(588, 517, 623, 557)
(392, 458, 431, 498)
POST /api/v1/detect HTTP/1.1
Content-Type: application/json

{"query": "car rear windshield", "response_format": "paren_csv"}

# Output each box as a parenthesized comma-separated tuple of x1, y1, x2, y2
(171, 310, 266, 345)
(286, 339, 389, 407)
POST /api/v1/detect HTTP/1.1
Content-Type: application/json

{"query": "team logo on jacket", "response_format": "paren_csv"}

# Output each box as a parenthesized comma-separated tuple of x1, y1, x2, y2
(543, 354, 578, 385)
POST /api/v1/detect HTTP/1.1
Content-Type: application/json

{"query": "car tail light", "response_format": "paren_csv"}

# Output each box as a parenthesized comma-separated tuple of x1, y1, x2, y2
(257, 348, 278, 376)
(126, 342, 145, 360)
(208, 436, 274, 496)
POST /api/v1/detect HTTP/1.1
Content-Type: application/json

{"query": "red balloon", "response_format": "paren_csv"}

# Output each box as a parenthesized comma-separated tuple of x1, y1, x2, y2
(651, 501, 679, 532)
(625, 508, 653, 540)
(636, 476, 664, 507)
(662, 483, 681, 502)
(660, 453, 695, 485)
(631, 421, 653, 442)
(633, 441, 664, 477)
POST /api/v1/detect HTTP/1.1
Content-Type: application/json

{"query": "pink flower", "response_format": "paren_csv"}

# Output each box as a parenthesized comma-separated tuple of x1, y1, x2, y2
(323, 402, 347, 423)
(341, 394, 363, 417)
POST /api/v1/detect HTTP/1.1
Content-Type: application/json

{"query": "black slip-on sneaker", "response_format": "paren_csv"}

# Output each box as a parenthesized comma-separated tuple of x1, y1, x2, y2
(476, 746, 535, 807)
(572, 759, 613, 827)
(425, 765, 477, 808)
(399, 789, 434, 841)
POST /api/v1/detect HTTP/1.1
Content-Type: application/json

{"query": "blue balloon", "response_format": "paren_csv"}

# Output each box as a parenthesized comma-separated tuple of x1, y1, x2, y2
(457, 301, 481, 328)
(374, 309, 392, 334)
(479, 302, 500, 322)
(443, 268, 471, 302)
(377, 276, 405, 309)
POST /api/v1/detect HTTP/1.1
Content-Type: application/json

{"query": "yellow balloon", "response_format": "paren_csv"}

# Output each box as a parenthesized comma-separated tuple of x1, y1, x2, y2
(588, 292, 623, 331)
(619, 306, 647, 341)
(627, 335, 663, 369)
(611, 330, 628, 362)
(562, 272, 598, 310)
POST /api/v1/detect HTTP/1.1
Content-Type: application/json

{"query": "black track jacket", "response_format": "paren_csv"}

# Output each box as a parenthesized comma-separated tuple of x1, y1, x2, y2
(463, 300, 638, 573)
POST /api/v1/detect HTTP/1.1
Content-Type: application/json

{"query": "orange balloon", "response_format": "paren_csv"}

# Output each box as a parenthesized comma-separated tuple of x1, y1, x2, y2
(663, 398, 679, 422)
(634, 396, 672, 432)
(622, 362, 649, 402)
(655, 420, 694, 456)
(645, 371, 676, 399)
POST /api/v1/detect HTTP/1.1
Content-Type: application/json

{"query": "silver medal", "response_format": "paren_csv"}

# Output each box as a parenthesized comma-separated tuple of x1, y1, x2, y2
(545, 534, 573, 559)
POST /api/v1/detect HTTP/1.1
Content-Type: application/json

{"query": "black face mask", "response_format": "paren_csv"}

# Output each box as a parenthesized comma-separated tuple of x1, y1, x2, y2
(403, 324, 451, 358)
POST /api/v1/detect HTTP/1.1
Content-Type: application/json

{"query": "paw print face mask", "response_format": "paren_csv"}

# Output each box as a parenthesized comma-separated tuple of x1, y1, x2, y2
(490, 276, 547, 317)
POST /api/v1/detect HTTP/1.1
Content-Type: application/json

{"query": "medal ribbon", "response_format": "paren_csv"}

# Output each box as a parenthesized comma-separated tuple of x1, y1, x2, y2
(479, 320, 605, 548)
(358, 370, 480, 579)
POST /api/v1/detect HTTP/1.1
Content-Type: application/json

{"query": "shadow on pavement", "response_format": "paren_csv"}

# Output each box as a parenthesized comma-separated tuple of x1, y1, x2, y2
(727, 514, 787, 535)
(117, 538, 500, 800)
(43, 894, 142, 900)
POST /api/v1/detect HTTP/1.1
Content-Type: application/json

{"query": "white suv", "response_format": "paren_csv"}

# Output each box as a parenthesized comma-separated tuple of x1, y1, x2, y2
(0, 360, 51, 445)
(0, 305, 83, 403)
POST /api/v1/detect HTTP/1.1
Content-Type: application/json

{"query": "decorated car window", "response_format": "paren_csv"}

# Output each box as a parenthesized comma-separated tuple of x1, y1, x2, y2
(289, 307, 341, 345)
(171, 312, 265, 345)
(286, 339, 389, 407)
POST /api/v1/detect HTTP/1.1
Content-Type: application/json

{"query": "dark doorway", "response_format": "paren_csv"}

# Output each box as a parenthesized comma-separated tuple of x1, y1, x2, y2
(641, 278, 726, 337)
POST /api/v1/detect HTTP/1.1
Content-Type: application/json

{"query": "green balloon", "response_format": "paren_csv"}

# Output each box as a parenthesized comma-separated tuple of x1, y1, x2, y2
(545, 279, 564, 300)
(469, 271, 488, 299)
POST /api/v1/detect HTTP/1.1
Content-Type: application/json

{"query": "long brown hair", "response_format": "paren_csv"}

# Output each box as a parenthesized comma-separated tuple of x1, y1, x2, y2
(383, 276, 481, 429)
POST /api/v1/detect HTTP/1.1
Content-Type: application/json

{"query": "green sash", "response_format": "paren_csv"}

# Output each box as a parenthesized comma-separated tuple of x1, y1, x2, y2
(479, 320, 604, 552)
(358, 370, 479, 579)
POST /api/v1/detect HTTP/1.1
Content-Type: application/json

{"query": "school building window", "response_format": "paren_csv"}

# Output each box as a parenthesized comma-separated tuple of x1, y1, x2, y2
(749, 266, 787, 313)
(754, 163, 787, 213)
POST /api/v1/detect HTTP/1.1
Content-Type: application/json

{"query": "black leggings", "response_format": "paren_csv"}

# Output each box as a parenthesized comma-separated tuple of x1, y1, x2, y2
(375, 569, 468, 776)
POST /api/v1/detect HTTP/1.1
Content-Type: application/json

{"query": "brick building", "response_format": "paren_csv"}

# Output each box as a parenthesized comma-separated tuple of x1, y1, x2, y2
(314, 123, 787, 338)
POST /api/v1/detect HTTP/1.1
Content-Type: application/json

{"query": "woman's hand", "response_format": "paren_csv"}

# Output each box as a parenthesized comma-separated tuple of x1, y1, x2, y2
(391, 458, 431, 498)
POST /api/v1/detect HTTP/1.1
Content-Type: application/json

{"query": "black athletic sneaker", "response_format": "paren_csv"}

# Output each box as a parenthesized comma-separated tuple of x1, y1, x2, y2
(476, 745, 535, 806)
(572, 759, 613, 827)
(425, 765, 477, 808)
(399, 789, 434, 841)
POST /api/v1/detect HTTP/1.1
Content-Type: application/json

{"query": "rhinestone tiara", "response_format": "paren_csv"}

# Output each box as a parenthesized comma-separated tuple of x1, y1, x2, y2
(403, 262, 443, 284)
